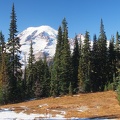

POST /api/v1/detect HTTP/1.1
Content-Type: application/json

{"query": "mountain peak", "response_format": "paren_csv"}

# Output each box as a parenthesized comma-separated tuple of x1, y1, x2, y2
(18, 25, 85, 68)
(18, 25, 57, 40)
(18, 25, 58, 67)
(25, 25, 57, 36)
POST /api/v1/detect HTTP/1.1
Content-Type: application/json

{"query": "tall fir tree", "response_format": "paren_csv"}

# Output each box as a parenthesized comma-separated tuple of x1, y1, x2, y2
(72, 35, 79, 93)
(81, 31, 91, 92)
(115, 32, 120, 77)
(113, 32, 120, 89)
(42, 56, 50, 97)
(78, 35, 84, 92)
(60, 18, 72, 95)
(50, 26, 62, 96)
(115, 31, 120, 50)
(91, 34, 99, 92)
(26, 40, 35, 98)
(0, 32, 9, 104)
(97, 19, 108, 91)
(7, 3, 22, 102)
(108, 36, 116, 84)
(51, 18, 72, 96)
(21, 52, 27, 100)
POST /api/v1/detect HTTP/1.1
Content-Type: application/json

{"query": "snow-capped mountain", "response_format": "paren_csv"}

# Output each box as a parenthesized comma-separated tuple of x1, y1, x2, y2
(18, 25, 58, 64)
(18, 25, 85, 66)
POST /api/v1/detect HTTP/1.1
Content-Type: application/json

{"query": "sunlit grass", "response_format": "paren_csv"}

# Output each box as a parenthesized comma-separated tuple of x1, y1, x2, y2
(0, 91, 120, 119)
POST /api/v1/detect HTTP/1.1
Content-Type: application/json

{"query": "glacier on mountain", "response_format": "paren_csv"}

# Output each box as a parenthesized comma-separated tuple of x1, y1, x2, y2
(18, 25, 85, 67)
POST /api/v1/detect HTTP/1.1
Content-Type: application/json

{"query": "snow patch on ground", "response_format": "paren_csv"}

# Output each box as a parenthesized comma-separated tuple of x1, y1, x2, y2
(77, 106, 88, 112)
(38, 103, 48, 108)
(0, 108, 116, 120)
(52, 109, 66, 115)
(0, 109, 41, 119)
(0, 108, 66, 119)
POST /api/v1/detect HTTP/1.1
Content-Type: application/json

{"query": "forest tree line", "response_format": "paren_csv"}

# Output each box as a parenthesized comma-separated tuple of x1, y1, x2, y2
(0, 4, 120, 104)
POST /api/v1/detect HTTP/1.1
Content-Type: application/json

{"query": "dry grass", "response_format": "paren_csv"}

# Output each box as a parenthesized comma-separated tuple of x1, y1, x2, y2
(1, 91, 120, 119)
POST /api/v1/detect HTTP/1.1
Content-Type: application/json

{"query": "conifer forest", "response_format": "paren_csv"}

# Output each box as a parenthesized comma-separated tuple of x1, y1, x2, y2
(1, 4, 120, 105)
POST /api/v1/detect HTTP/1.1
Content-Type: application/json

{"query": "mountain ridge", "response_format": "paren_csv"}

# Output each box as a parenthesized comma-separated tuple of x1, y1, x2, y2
(18, 25, 85, 67)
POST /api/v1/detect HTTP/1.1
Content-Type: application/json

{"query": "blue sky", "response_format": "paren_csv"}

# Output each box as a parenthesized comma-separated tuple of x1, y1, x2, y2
(0, 0, 120, 40)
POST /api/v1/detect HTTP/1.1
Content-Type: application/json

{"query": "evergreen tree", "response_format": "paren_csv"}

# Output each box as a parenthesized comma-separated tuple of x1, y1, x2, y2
(33, 57, 50, 98)
(113, 32, 120, 90)
(26, 40, 35, 98)
(82, 31, 91, 92)
(72, 35, 79, 93)
(78, 60, 84, 92)
(50, 26, 62, 96)
(51, 18, 72, 96)
(91, 34, 99, 92)
(0, 32, 6, 73)
(115, 31, 120, 50)
(1, 53, 10, 104)
(7, 3, 22, 102)
(0, 32, 9, 104)
(108, 36, 116, 84)
(115, 31, 120, 77)
(60, 18, 72, 95)
(78, 35, 84, 92)
(33, 59, 44, 98)
(42, 56, 50, 97)
(97, 19, 108, 91)
(0, 32, 5, 65)
(21, 52, 27, 100)
(0, 32, 5, 76)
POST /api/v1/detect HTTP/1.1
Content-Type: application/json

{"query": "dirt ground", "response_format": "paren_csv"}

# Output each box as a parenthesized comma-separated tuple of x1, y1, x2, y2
(1, 91, 120, 119)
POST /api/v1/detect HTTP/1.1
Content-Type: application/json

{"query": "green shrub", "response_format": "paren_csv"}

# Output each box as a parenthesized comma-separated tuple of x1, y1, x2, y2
(117, 83, 120, 104)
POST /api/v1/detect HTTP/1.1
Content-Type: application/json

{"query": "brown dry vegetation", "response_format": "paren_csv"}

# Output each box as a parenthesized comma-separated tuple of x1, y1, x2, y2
(1, 91, 120, 119)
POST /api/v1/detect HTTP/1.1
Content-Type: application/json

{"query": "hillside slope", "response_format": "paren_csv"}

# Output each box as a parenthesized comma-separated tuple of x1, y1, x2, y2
(0, 91, 120, 119)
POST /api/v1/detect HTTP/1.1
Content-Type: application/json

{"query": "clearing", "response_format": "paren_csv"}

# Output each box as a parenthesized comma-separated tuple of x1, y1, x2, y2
(0, 91, 120, 119)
